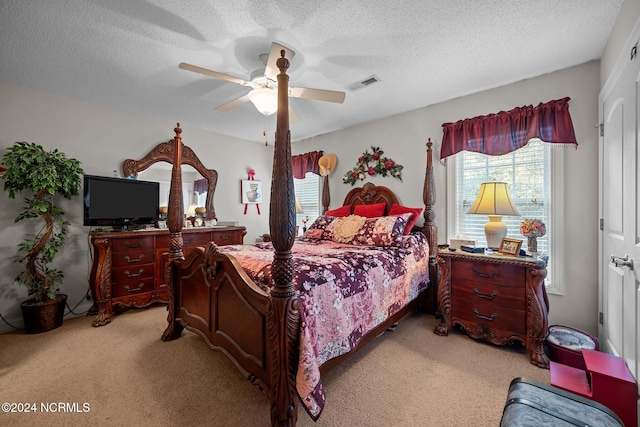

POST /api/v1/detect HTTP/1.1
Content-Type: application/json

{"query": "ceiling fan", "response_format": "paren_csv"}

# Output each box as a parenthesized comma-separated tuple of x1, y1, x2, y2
(179, 42, 346, 118)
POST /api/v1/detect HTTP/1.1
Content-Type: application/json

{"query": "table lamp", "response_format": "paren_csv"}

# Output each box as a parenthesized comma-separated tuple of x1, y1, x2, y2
(467, 182, 520, 249)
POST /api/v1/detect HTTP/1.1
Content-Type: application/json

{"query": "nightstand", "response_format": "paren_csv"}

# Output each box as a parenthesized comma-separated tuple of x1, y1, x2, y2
(434, 250, 549, 368)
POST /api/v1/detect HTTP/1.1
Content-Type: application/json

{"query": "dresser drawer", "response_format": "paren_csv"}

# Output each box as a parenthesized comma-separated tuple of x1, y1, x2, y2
(182, 232, 213, 248)
(211, 231, 243, 246)
(111, 237, 154, 252)
(111, 277, 155, 298)
(452, 259, 522, 286)
(111, 264, 154, 283)
(452, 279, 525, 310)
(111, 250, 154, 268)
(452, 297, 526, 335)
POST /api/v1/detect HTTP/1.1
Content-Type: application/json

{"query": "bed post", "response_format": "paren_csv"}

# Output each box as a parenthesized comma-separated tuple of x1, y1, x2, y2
(422, 138, 438, 313)
(268, 50, 300, 426)
(322, 175, 330, 213)
(161, 123, 185, 341)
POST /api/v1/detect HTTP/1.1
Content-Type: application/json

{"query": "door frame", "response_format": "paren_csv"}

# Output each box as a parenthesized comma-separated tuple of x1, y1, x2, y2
(598, 16, 640, 352)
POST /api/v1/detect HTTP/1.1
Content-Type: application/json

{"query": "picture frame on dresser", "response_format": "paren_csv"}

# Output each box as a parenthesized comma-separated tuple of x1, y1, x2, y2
(499, 237, 522, 256)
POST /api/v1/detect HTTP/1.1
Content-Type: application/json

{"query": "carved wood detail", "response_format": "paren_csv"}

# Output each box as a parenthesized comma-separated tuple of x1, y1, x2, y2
(122, 124, 219, 221)
(434, 251, 549, 368)
(267, 51, 300, 427)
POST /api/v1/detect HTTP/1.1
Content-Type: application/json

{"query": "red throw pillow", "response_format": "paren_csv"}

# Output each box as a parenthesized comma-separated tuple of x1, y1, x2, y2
(388, 204, 423, 235)
(353, 202, 386, 218)
(324, 205, 351, 217)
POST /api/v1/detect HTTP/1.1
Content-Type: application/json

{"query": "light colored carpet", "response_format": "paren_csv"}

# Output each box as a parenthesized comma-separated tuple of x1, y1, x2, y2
(0, 306, 549, 426)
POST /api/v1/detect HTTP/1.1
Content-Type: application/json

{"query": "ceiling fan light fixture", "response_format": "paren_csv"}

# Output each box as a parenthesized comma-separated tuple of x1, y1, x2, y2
(247, 88, 277, 116)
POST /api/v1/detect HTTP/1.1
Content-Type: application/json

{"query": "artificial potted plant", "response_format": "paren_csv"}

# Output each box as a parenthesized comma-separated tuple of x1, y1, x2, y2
(2, 142, 83, 333)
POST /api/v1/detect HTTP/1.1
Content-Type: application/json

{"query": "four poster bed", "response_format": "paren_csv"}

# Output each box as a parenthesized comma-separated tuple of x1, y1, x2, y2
(161, 51, 438, 426)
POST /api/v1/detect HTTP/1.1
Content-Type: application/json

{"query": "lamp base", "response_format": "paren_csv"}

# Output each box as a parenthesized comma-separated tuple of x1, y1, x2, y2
(485, 215, 507, 249)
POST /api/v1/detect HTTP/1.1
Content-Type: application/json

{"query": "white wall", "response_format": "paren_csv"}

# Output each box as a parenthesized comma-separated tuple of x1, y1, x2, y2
(294, 61, 601, 335)
(600, 1, 640, 86)
(0, 82, 272, 332)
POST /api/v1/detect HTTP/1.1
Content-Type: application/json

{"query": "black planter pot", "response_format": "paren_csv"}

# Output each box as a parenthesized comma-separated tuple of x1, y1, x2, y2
(20, 294, 67, 334)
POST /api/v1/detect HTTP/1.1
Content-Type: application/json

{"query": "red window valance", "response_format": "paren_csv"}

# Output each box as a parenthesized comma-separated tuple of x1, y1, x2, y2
(194, 178, 208, 194)
(440, 97, 577, 161)
(292, 150, 323, 179)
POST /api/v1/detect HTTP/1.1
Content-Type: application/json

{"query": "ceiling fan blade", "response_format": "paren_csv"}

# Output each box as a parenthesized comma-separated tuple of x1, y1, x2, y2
(215, 95, 250, 112)
(179, 63, 249, 86)
(264, 42, 296, 81)
(289, 86, 346, 104)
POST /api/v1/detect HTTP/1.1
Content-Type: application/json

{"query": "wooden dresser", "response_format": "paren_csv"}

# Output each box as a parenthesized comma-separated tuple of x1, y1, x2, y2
(88, 226, 246, 326)
(434, 250, 549, 368)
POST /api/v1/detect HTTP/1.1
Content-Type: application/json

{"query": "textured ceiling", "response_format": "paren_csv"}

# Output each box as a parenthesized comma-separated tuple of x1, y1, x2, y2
(0, 0, 623, 143)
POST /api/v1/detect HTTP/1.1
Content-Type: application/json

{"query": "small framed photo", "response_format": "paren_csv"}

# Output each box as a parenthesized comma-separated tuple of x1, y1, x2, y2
(499, 238, 522, 256)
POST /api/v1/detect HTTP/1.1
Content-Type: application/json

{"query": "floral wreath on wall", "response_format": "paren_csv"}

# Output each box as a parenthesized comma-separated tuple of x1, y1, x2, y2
(343, 146, 403, 186)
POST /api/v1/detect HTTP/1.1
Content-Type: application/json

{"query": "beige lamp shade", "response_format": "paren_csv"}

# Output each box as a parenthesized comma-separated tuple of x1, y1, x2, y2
(318, 153, 337, 176)
(468, 182, 520, 249)
(295, 197, 304, 214)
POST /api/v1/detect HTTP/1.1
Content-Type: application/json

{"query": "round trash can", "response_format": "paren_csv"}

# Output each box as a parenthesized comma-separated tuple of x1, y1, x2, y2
(546, 325, 599, 371)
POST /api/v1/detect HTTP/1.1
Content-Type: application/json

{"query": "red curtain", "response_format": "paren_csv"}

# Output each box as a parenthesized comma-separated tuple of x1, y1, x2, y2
(292, 150, 323, 179)
(194, 178, 208, 194)
(440, 97, 577, 161)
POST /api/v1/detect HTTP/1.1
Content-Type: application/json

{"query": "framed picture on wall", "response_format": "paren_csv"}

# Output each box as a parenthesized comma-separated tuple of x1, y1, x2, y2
(241, 179, 262, 204)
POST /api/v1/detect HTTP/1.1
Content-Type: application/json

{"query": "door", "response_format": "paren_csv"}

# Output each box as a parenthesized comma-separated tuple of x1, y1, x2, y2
(600, 33, 640, 382)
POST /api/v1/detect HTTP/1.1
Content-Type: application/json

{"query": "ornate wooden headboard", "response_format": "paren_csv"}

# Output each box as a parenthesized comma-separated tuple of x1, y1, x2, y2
(342, 182, 399, 215)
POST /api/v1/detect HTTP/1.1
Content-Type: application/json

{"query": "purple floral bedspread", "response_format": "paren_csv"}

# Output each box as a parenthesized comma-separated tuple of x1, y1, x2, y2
(218, 233, 430, 420)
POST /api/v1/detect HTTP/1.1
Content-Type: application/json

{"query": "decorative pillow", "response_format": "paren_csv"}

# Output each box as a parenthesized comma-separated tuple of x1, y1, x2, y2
(324, 205, 351, 217)
(324, 215, 367, 243)
(302, 215, 336, 239)
(350, 213, 412, 246)
(388, 204, 423, 235)
(353, 202, 386, 218)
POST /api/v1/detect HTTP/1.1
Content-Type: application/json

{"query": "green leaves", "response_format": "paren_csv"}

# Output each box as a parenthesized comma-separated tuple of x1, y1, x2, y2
(2, 142, 83, 303)
(343, 146, 404, 186)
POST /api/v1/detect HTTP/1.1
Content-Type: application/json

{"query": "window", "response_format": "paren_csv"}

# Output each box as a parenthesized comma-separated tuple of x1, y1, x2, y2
(447, 141, 564, 294)
(294, 172, 320, 233)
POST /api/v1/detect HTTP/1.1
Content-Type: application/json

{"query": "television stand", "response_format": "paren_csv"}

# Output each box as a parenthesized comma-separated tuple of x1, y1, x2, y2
(88, 226, 246, 326)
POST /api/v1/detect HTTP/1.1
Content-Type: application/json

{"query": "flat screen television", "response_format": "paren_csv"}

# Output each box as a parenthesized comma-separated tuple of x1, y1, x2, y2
(83, 175, 160, 228)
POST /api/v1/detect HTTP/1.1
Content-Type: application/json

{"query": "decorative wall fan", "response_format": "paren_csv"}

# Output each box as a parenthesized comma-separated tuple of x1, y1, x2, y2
(179, 42, 345, 118)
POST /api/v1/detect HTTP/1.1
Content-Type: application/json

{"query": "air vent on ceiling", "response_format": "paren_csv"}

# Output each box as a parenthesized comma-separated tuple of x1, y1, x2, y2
(347, 74, 381, 92)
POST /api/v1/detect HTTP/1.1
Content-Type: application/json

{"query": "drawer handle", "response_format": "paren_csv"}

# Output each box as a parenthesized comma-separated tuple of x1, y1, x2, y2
(124, 254, 144, 263)
(219, 235, 230, 240)
(124, 240, 143, 248)
(184, 238, 192, 245)
(124, 269, 145, 278)
(473, 288, 497, 300)
(472, 267, 497, 278)
(124, 283, 145, 292)
(473, 309, 497, 321)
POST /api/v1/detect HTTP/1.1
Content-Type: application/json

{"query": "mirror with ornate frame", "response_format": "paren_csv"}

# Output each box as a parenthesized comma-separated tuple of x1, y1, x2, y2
(122, 140, 218, 221)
